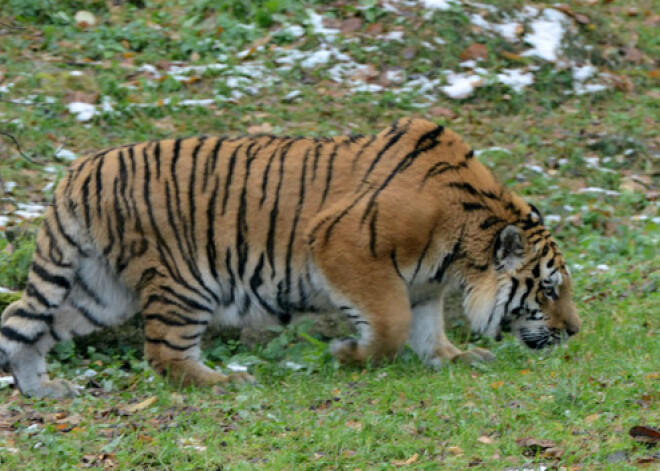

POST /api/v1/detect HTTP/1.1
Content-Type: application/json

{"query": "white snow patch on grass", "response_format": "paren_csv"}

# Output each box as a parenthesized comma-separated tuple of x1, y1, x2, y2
(496, 68, 534, 92)
(420, 0, 458, 10)
(440, 72, 483, 99)
(308, 10, 339, 41)
(522, 8, 568, 62)
(55, 148, 78, 161)
(68, 102, 97, 122)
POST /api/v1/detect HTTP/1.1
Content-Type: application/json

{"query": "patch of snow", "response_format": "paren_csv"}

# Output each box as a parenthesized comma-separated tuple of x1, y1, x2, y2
(575, 83, 608, 95)
(308, 10, 340, 41)
(282, 90, 302, 101)
(421, 0, 458, 10)
(572, 64, 597, 82)
(301, 49, 334, 68)
(14, 203, 47, 219)
(179, 98, 215, 107)
(433, 37, 446, 45)
(100, 96, 114, 113)
(576, 187, 620, 196)
(378, 31, 404, 41)
(69, 70, 84, 77)
(42, 182, 55, 193)
(352, 83, 385, 93)
(528, 165, 545, 173)
(545, 214, 562, 223)
(0, 216, 9, 227)
(0, 286, 14, 294)
(138, 64, 161, 79)
(497, 68, 534, 92)
(285, 361, 305, 371)
(4, 181, 16, 193)
(226, 363, 248, 372)
(55, 148, 78, 161)
(596, 264, 609, 272)
(283, 24, 305, 38)
(385, 70, 405, 84)
(0, 82, 14, 93)
(475, 147, 512, 156)
(68, 102, 97, 122)
(494, 22, 522, 42)
(522, 8, 568, 62)
(441, 72, 483, 99)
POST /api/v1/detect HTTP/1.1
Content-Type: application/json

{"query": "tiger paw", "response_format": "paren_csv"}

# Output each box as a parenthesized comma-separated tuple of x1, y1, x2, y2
(452, 347, 495, 365)
(330, 338, 366, 365)
(225, 372, 256, 385)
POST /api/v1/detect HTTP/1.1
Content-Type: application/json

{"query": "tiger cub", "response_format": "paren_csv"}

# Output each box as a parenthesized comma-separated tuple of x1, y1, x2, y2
(0, 118, 580, 398)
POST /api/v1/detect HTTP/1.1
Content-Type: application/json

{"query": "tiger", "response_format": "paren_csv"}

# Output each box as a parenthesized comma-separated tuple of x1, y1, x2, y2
(0, 118, 581, 398)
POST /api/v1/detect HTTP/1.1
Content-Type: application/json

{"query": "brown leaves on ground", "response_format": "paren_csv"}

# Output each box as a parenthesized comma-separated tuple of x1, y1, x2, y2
(81, 453, 118, 469)
(391, 453, 418, 467)
(515, 437, 564, 458)
(629, 425, 660, 444)
(460, 43, 488, 61)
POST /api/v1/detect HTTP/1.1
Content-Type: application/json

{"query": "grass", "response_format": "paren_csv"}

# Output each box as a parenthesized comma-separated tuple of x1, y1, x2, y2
(0, 0, 659, 469)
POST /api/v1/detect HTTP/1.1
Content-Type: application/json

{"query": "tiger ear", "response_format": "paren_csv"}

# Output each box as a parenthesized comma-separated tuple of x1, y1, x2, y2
(494, 225, 525, 272)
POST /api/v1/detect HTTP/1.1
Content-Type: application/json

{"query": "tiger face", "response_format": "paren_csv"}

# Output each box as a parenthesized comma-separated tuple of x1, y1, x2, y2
(491, 207, 580, 349)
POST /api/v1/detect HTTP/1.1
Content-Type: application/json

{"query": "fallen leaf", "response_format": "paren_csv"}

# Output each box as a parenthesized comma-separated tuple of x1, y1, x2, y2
(341, 17, 363, 33)
(477, 435, 495, 444)
(491, 381, 504, 389)
(123, 396, 158, 414)
(585, 414, 600, 424)
(460, 43, 488, 61)
(391, 453, 418, 466)
(623, 47, 644, 64)
(63, 91, 98, 105)
(247, 123, 273, 134)
(516, 437, 557, 455)
(630, 425, 660, 444)
(447, 446, 463, 456)
(346, 420, 363, 431)
(429, 107, 456, 119)
(637, 452, 660, 464)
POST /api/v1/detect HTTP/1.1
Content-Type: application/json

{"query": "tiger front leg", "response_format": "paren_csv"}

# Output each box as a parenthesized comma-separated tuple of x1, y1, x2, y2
(312, 248, 413, 365)
(409, 297, 495, 368)
(141, 287, 254, 388)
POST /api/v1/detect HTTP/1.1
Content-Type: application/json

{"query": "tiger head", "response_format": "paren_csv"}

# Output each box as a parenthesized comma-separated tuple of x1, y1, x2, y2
(471, 205, 581, 349)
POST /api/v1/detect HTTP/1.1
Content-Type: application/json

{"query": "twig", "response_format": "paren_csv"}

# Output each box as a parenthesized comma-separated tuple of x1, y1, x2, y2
(0, 129, 44, 165)
(0, 20, 26, 30)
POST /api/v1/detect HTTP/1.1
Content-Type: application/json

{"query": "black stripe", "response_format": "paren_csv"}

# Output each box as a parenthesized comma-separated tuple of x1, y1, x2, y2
(351, 135, 376, 171)
(462, 202, 488, 211)
(360, 129, 406, 189)
(448, 181, 479, 196)
(161, 286, 213, 313)
(320, 143, 338, 207)
(284, 147, 310, 306)
(431, 240, 460, 283)
(480, 216, 503, 230)
(260, 138, 286, 208)
(52, 200, 78, 249)
(465, 149, 474, 159)
(222, 142, 244, 214)
(1, 326, 44, 344)
(237, 142, 258, 279)
(412, 230, 434, 281)
(503, 278, 519, 315)
(144, 313, 208, 326)
(25, 283, 54, 308)
(206, 175, 220, 281)
(74, 272, 106, 306)
(154, 141, 161, 179)
(71, 301, 108, 328)
(390, 249, 405, 281)
(311, 143, 322, 181)
(266, 140, 295, 275)
(10, 308, 53, 324)
(81, 173, 92, 227)
(249, 253, 281, 316)
(145, 337, 197, 351)
(368, 204, 378, 257)
(30, 262, 71, 290)
(95, 156, 104, 218)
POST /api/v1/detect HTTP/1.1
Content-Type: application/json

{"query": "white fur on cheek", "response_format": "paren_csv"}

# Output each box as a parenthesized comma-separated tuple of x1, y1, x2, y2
(464, 274, 516, 337)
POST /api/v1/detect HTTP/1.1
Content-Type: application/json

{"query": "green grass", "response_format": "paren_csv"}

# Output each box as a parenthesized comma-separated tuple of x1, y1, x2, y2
(0, 0, 659, 468)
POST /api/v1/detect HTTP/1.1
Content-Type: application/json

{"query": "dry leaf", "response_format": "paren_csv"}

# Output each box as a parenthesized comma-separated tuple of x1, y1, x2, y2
(247, 123, 273, 134)
(516, 437, 557, 452)
(630, 425, 660, 444)
(447, 446, 463, 456)
(391, 453, 419, 466)
(585, 413, 600, 424)
(623, 47, 644, 64)
(123, 396, 158, 414)
(63, 91, 98, 105)
(341, 18, 363, 34)
(429, 107, 456, 119)
(477, 435, 495, 444)
(460, 43, 488, 61)
(491, 381, 504, 389)
(346, 420, 363, 431)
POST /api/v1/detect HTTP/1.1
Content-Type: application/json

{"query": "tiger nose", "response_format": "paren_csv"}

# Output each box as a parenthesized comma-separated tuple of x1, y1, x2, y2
(566, 324, 580, 337)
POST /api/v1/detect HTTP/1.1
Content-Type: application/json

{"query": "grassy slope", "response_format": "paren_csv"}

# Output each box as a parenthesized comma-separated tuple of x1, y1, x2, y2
(0, 0, 659, 469)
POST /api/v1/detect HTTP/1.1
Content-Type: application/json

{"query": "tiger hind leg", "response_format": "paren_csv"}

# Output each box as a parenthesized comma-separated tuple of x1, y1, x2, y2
(141, 282, 254, 388)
